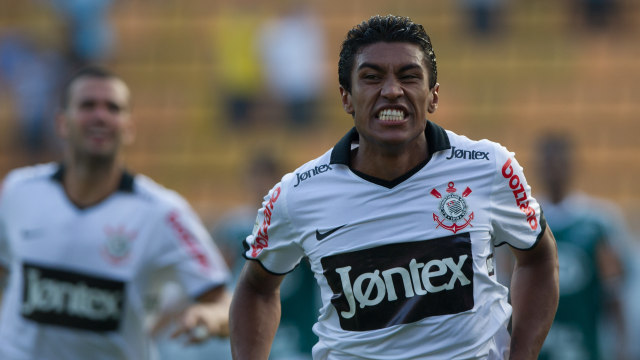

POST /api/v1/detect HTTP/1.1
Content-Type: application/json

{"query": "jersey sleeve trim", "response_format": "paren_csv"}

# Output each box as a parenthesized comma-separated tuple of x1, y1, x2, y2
(495, 211, 548, 250)
(241, 252, 301, 276)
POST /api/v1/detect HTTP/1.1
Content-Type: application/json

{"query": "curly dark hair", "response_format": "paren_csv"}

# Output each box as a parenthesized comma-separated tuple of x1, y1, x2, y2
(338, 14, 437, 93)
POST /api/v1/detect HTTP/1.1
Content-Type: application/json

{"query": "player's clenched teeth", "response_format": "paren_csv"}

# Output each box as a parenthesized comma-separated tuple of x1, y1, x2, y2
(377, 109, 405, 121)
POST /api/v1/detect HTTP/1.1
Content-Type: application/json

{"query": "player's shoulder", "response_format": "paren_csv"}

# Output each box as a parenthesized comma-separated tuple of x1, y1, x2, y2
(279, 148, 335, 192)
(443, 129, 512, 162)
(132, 173, 192, 211)
(1, 162, 59, 193)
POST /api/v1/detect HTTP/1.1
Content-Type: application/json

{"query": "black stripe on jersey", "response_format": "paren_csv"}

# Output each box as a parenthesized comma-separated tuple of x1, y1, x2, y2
(21, 262, 126, 332)
(321, 233, 474, 331)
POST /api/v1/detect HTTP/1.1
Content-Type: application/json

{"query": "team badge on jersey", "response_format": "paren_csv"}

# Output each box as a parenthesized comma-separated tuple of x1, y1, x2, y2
(430, 182, 474, 234)
(102, 226, 137, 264)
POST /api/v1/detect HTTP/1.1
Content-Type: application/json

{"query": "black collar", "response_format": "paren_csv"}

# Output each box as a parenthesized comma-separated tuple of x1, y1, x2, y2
(52, 163, 135, 193)
(329, 120, 451, 165)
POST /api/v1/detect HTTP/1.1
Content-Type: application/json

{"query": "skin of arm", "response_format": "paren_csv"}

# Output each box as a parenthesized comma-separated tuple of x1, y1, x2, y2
(170, 284, 233, 343)
(230, 261, 285, 360)
(508, 226, 559, 360)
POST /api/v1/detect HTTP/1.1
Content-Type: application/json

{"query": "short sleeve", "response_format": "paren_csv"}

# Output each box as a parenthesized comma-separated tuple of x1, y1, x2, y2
(151, 202, 230, 299)
(490, 144, 546, 249)
(243, 180, 305, 274)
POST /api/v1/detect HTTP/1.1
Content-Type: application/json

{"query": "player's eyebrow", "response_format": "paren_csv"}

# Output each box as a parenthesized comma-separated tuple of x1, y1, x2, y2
(357, 62, 384, 72)
(357, 63, 423, 73)
(397, 64, 422, 72)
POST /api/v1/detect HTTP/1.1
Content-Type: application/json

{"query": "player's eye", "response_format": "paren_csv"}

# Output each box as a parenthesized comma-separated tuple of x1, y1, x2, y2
(107, 102, 122, 114)
(79, 100, 96, 110)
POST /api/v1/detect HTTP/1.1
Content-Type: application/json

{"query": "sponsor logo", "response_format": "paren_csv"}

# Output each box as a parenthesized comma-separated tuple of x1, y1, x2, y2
(316, 225, 346, 241)
(501, 158, 538, 230)
(294, 164, 333, 187)
(251, 186, 281, 257)
(21, 262, 125, 332)
(102, 226, 137, 264)
(167, 211, 209, 269)
(445, 146, 490, 161)
(321, 234, 474, 331)
(430, 182, 474, 234)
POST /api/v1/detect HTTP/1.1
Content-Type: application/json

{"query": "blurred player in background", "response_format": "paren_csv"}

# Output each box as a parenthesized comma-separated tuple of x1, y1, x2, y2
(0, 66, 231, 360)
(154, 153, 319, 360)
(230, 14, 558, 360)
(210, 153, 319, 359)
(534, 134, 629, 360)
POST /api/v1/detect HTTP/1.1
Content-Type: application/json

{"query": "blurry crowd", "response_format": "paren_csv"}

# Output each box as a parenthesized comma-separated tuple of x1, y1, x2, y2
(0, 0, 116, 163)
(0, 0, 627, 160)
(0, 0, 638, 359)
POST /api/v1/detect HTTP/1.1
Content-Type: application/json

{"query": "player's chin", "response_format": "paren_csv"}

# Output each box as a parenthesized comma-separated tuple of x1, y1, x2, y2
(372, 128, 416, 144)
(85, 148, 119, 162)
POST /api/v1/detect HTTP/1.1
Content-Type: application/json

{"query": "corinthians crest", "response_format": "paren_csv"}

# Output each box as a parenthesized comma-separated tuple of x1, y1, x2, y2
(430, 182, 474, 234)
(102, 225, 138, 264)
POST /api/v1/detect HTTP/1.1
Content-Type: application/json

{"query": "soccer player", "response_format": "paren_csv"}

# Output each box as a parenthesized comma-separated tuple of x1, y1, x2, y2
(0, 66, 232, 359)
(535, 134, 628, 360)
(230, 15, 559, 360)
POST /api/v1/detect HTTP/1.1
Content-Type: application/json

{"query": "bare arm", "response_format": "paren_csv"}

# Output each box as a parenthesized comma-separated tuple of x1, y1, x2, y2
(170, 284, 233, 343)
(230, 261, 285, 360)
(509, 226, 559, 360)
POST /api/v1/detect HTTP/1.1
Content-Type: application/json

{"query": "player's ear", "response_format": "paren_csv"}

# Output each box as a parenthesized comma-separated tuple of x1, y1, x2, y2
(122, 117, 136, 146)
(339, 86, 354, 116)
(427, 83, 439, 114)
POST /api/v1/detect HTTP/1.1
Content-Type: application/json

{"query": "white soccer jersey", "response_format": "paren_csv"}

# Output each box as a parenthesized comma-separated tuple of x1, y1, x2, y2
(0, 163, 230, 360)
(244, 121, 546, 360)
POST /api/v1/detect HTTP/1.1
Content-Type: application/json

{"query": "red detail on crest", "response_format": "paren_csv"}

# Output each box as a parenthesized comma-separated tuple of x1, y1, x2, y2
(433, 212, 474, 234)
(446, 182, 457, 193)
(462, 187, 472, 198)
(430, 188, 442, 198)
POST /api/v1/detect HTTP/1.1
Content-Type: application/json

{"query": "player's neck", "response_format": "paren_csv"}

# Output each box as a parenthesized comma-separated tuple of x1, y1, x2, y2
(63, 157, 124, 209)
(351, 140, 428, 181)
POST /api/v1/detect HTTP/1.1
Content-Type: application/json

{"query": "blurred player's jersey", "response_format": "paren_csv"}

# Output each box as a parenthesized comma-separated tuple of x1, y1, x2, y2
(243, 121, 546, 359)
(0, 163, 229, 360)
(538, 194, 612, 360)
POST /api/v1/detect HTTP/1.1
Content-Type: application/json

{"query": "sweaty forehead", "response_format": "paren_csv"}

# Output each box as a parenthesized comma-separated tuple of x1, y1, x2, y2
(69, 77, 130, 107)
(355, 42, 426, 70)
